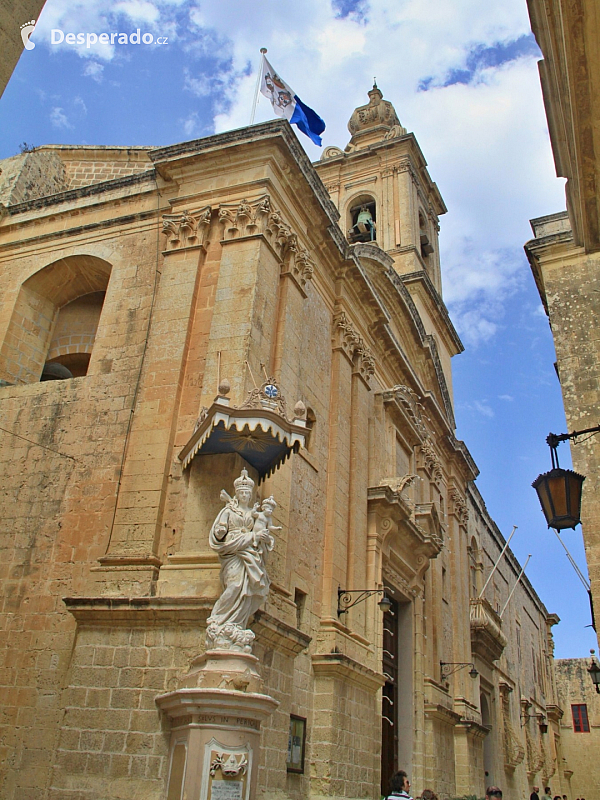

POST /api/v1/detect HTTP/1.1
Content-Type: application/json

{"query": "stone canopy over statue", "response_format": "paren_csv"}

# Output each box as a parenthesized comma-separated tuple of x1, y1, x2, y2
(206, 468, 280, 652)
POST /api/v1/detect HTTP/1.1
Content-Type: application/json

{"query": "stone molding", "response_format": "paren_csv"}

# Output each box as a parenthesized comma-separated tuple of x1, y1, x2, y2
(470, 597, 507, 662)
(450, 486, 469, 526)
(381, 384, 430, 441)
(332, 309, 376, 380)
(63, 597, 310, 655)
(420, 437, 444, 486)
(162, 206, 211, 251)
(499, 684, 526, 770)
(382, 561, 420, 599)
(218, 195, 315, 294)
(311, 651, 385, 692)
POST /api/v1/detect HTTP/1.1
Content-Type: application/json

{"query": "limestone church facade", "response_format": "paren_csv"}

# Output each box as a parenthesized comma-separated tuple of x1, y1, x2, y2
(0, 89, 569, 800)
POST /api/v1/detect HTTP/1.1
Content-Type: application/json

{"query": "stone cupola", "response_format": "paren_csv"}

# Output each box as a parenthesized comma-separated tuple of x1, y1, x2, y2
(346, 83, 407, 150)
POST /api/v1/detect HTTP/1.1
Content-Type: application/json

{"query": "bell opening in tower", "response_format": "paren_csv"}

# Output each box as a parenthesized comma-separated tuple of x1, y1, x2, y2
(348, 200, 377, 243)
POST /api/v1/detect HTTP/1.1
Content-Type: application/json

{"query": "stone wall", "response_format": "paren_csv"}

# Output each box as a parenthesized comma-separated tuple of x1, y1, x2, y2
(554, 658, 600, 800)
(525, 214, 600, 646)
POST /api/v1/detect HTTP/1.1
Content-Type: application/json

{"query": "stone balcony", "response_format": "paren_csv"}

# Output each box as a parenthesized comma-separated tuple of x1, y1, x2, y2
(470, 596, 508, 662)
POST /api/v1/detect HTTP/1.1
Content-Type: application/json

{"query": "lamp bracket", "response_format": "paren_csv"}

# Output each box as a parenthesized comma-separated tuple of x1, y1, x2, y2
(440, 661, 477, 681)
(337, 586, 387, 616)
(546, 424, 600, 467)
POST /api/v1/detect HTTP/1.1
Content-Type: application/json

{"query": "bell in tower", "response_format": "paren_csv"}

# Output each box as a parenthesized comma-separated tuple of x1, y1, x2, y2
(348, 204, 377, 243)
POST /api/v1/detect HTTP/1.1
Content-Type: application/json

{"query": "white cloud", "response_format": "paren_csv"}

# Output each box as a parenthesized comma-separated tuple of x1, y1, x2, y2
(194, 0, 566, 345)
(112, 1, 160, 23)
(499, 394, 514, 401)
(50, 106, 72, 129)
(32, 0, 567, 345)
(83, 61, 104, 82)
(180, 111, 199, 137)
(461, 399, 495, 418)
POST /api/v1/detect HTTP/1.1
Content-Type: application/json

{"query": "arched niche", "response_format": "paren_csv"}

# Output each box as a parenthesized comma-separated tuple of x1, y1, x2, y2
(419, 209, 434, 262)
(346, 193, 378, 244)
(0, 255, 112, 384)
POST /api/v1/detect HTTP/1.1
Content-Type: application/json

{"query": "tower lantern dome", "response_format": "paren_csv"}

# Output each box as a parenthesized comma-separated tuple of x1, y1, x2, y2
(347, 83, 407, 149)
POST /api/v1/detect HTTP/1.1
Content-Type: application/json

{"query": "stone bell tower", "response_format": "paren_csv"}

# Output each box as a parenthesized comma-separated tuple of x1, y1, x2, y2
(315, 83, 462, 398)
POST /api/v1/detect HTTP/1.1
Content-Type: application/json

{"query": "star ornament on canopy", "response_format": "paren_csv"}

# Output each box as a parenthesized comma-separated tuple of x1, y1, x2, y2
(179, 377, 308, 481)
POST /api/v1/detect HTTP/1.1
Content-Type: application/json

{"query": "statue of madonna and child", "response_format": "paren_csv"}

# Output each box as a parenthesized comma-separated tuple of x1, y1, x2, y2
(206, 468, 280, 652)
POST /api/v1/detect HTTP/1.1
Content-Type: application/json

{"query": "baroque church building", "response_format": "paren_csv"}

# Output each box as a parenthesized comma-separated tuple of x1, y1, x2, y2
(0, 88, 571, 800)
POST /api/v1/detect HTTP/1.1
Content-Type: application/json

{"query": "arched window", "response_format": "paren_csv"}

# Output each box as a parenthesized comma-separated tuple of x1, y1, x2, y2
(0, 255, 112, 384)
(347, 195, 377, 244)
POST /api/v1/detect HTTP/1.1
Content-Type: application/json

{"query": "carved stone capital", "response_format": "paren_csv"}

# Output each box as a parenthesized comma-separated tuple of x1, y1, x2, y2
(162, 206, 212, 250)
(381, 385, 430, 440)
(419, 437, 444, 485)
(332, 309, 376, 380)
(219, 195, 315, 293)
(450, 486, 469, 525)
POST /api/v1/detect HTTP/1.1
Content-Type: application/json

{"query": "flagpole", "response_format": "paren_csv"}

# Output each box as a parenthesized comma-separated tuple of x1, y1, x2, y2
(478, 524, 517, 599)
(499, 554, 531, 618)
(250, 47, 267, 125)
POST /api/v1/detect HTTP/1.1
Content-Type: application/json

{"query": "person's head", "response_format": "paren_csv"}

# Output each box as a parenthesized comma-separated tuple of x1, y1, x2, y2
(533, 788, 540, 794)
(389, 771, 410, 794)
(421, 790, 438, 800)
(562, 795, 567, 799)
(486, 787, 502, 800)
(545, 789, 551, 795)
(554, 795, 562, 800)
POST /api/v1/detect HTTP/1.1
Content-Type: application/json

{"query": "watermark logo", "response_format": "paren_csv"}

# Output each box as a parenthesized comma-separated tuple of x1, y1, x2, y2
(51, 29, 168, 48)
(20, 19, 37, 50)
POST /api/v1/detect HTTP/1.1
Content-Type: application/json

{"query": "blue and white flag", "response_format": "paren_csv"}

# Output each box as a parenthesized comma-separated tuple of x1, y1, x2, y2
(259, 56, 325, 146)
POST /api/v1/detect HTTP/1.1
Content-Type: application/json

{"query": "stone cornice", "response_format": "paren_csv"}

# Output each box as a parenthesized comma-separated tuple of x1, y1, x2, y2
(150, 119, 341, 229)
(0, 208, 159, 252)
(217, 195, 316, 295)
(63, 597, 311, 656)
(381, 265, 456, 429)
(311, 651, 385, 692)
(332, 308, 376, 382)
(5, 169, 157, 215)
(400, 270, 464, 353)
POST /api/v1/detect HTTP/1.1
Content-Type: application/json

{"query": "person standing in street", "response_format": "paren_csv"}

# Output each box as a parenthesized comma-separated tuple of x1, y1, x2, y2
(531, 786, 540, 800)
(386, 771, 413, 800)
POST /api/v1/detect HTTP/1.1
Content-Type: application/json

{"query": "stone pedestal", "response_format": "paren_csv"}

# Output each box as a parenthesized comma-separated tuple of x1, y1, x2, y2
(156, 650, 278, 800)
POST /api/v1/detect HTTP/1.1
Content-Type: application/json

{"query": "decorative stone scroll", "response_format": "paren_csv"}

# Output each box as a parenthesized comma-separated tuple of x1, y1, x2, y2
(382, 385, 430, 439)
(419, 437, 444, 486)
(332, 310, 376, 380)
(237, 377, 290, 421)
(218, 195, 315, 292)
(499, 685, 525, 769)
(450, 486, 469, 526)
(162, 206, 212, 250)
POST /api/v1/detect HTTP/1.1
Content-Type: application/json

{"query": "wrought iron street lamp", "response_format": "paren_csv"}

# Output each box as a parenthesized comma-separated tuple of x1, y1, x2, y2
(588, 650, 600, 694)
(337, 586, 392, 616)
(532, 425, 599, 633)
(531, 428, 600, 530)
(440, 661, 479, 681)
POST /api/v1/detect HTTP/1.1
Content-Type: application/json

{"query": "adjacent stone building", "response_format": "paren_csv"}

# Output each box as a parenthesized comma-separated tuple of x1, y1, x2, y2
(554, 657, 600, 800)
(0, 89, 567, 800)
(524, 0, 600, 639)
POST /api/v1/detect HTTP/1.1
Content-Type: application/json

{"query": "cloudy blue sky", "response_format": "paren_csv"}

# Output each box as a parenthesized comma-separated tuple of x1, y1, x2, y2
(2, 0, 596, 657)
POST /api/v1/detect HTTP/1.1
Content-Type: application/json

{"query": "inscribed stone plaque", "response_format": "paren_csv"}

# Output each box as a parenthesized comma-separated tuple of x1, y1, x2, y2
(210, 781, 243, 800)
